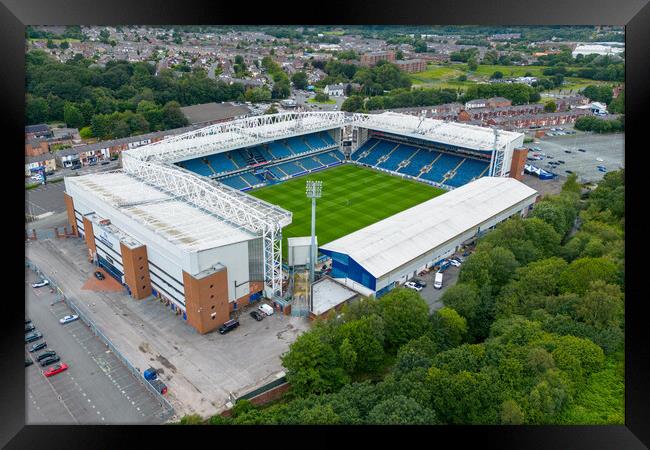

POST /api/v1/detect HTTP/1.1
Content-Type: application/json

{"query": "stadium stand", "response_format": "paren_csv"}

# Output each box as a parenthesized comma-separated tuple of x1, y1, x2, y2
(320, 132, 336, 146)
(358, 140, 396, 166)
(399, 148, 440, 177)
(445, 158, 490, 187)
(181, 158, 213, 177)
(377, 144, 418, 171)
(298, 157, 323, 171)
(276, 161, 304, 176)
(268, 141, 294, 159)
(240, 171, 263, 187)
(287, 137, 311, 154)
(221, 175, 249, 190)
(421, 153, 463, 183)
(207, 153, 238, 174)
(316, 152, 339, 165)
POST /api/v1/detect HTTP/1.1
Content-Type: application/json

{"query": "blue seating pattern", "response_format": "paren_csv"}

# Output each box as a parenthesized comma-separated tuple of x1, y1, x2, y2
(207, 153, 237, 174)
(421, 153, 463, 183)
(320, 132, 336, 146)
(180, 158, 213, 177)
(305, 133, 327, 149)
(353, 138, 379, 160)
(298, 157, 323, 170)
(268, 141, 294, 159)
(358, 140, 396, 166)
(275, 161, 304, 176)
(377, 144, 418, 171)
(317, 152, 339, 165)
(221, 175, 249, 190)
(286, 137, 310, 154)
(399, 149, 440, 177)
(240, 171, 262, 187)
(268, 165, 288, 179)
(445, 158, 490, 187)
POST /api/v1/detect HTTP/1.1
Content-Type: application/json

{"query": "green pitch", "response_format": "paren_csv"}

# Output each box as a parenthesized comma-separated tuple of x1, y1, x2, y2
(249, 164, 445, 260)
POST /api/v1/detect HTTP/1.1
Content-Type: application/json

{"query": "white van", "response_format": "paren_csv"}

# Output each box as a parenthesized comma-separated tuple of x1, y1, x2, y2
(258, 304, 274, 316)
(433, 272, 443, 289)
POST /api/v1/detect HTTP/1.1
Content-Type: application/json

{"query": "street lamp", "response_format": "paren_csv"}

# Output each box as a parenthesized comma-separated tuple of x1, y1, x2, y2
(306, 180, 322, 283)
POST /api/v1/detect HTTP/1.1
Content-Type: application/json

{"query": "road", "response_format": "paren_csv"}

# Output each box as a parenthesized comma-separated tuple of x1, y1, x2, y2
(293, 90, 345, 111)
(25, 267, 168, 424)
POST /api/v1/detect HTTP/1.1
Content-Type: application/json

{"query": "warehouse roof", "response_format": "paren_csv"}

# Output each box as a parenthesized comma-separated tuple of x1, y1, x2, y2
(320, 177, 538, 279)
(180, 102, 251, 125)
(66, 171, 255, 252)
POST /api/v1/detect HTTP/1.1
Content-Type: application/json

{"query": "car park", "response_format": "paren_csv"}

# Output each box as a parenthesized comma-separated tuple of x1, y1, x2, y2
(258, 304, 274, 316)
(36, 351, 57, 362)
(40, 356, 61, 367)
(413, 278, 427, 287)
(448, 259, 462, 267)
(25, 324, 35, 333)
(250, 310, 264, 321)
(43, 363, 68, 378)
(59, 315, 79, 325)
(94, 271, 105, 280)
(29, 342, 47, 352)
(438, 261, 451, 272)
(25, 331, 43, 343)
(404, 281, 423, 292)
(218, 319, 240, 335)
(31, 279, 49, 288)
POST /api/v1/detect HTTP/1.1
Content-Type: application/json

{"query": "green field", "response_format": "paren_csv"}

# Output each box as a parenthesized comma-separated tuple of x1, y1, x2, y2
(249, 164, 445, 260)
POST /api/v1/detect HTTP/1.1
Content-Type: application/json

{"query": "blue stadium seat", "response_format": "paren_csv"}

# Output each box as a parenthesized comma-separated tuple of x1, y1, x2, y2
(268, 141, 294, 159)
(317, 152, 338, 165)
(230, 150, 248, 168)
(268, 165, 288, 179)
(180, 158, 213, 177)
(320, 132, 336, 146)
(276, 161, 304, 176)
(298, 157, 323, 170)
(220, 175, 249, 190)
(207, 153, 237, 174)
(358, 140, 397, 166)
(257, 146, 275, 162)
(304, 133, 327, 149)
(352, 138, 378, 160)
(287, 137, 310, 154)
(376, 144, 418, 172)
(446, 158, 490, 187)
(421, 153, 464, 183)
(400, 148, 441, 177)
(240, 171, 263, 187)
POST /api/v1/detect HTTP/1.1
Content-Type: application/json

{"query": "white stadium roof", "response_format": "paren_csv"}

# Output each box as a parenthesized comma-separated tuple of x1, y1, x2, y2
(319, 177, 538, 279)
(357, 111, 524, 152)
(66, 171, 256, 252)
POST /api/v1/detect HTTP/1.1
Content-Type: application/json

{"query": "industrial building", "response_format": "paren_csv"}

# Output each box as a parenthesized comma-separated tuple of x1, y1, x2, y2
(319, 177, 538, 297)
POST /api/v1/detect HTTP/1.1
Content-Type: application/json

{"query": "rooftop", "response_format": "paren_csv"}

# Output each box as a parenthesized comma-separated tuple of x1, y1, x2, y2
(311, 277, 358, 316)
(66, 171, 257, 252)
(180, 102, 251, 125)
(320, 177, 538, 280)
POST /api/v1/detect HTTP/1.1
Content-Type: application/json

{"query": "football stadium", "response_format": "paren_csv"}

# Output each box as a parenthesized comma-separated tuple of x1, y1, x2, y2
(63, 111, 537, 333)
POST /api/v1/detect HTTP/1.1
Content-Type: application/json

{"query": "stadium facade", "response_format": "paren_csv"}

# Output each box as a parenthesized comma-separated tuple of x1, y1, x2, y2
(63, 111, 535, 333)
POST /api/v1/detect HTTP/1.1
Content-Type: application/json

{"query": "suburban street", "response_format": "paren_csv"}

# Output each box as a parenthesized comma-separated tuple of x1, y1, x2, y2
(25, 268, 168, 424)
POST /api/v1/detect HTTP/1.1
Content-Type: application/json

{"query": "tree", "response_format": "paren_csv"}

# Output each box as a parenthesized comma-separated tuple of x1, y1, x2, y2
(281, 329, 349, 396)
(178, 414, 203, 425)
(314, 92, 330, 103)
(79, 126, 92, 139)
(26, 95, 49, 124)
(559, 257, 619, 295)
(336, 315, 385, 373)
(575, 281, 623, 328)
(63, 102, 84, 128)
(501, 399, 525, 424)
(430, 307, 468, 351)
(378, 288, 431, 349)
(467, 58, 478, 71)
(341, 95, 363, 112)
(544, 101, 557, 112)
(339, 338, 357, 374)
(46, 39, 56, 49)
(395, 50, 404, 60)
(162, 101, 188, 129)
(491, 71, 504, 79)
(367, 395, 438, 425)
(291, 71, 308, 90)
(264, 105, 278, 115)
(527, 369, 572, 423)
(59, 41, 69, 50)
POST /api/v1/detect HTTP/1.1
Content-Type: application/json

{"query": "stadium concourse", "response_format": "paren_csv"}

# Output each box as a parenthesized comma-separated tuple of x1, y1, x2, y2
(62, 111, 536, 334)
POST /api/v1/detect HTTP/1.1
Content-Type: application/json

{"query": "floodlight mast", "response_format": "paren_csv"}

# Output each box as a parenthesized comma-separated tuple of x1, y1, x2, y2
(306, 180, 322, 283)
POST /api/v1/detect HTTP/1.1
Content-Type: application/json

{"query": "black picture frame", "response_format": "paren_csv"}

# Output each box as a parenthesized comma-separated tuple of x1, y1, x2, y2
(3, 0, 648, 447)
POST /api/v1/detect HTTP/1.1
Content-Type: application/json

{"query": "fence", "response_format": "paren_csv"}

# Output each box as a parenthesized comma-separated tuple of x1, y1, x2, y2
(25, 259, 176, 422)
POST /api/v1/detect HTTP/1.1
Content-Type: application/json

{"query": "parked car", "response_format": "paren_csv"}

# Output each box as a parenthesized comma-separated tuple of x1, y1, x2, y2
(218, 319, 240, 335)
(101, 161, 110, 165)
(250, 310, 264, 321)
(59, 315, 79, 325)
(25, 358, 33, 367)
(413, 278, 427, 288)
(557, 160, 565, 164)
(404, 281, 422, 292)
(43, 363, 68, 378)
(94, 271, 105, 280)
(31, 280, 49, 288)
(40, 355, 61, 367)
(565, 170, 574, 174)
(448, 259, 462, 268)
(433, 272, 444, 289)
(25, 331, 43, 343)
(438, 261, 451, 272)
(36, 351, 57, 362)
(578, 148, 586, 152)
(596, 157, 604, 162)
(258, 304, 274, 316)
(25, 324, 35, 333)
(564, 150, 572, 154)
(29, 342, 47, 352)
